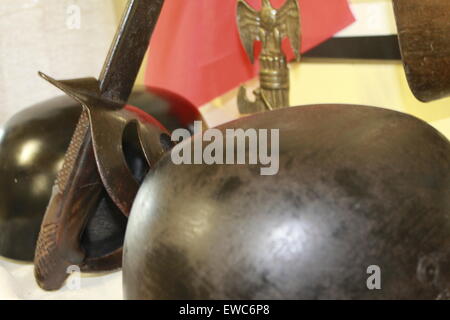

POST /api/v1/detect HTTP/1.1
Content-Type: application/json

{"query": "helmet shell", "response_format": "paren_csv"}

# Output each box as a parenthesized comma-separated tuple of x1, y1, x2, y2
(393, 0, 450, 102)
(0, 96, 80, 261)
(0, 89, 199, 261)
(123, 104, 450, 299)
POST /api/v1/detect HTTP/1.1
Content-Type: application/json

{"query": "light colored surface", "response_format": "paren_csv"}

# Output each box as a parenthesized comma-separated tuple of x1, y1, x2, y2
(0, 0, 122, 300)
(0, 258, 122, 300)
(335, 1, 397, 36)
(0, 0, 117, 124)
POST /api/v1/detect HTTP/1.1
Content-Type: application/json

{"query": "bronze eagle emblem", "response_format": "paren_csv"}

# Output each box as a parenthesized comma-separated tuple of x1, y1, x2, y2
(237, 0, 301, 113)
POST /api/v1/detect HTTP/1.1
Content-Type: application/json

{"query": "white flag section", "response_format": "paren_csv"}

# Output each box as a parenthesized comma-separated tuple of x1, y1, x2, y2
(0, 0, 117, 124)
(335, 1, 397, 37)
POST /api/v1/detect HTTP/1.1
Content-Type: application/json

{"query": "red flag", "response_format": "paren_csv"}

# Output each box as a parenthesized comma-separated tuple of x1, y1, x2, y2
(146, 0, 355, 107)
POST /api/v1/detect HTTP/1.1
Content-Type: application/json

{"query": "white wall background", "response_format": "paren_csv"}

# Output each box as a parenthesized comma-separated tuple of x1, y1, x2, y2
(0, 0, 117, 124)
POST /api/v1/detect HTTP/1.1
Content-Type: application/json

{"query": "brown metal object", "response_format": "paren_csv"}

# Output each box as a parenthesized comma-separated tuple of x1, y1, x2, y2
(0, 88, 199, 263)
(34, 0, 166, 291)
(393, 0, 450, 102)
(124, 104, 450, 299)
(237, 0, 301, 113)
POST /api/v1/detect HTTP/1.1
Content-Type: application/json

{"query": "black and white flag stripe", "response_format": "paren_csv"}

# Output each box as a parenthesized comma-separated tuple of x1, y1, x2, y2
(304, 1, 401, 60)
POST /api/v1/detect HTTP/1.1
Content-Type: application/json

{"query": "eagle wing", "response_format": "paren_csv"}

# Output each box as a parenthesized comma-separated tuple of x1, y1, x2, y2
(277, 0, 301, 61)
(237, 0, 261, 64)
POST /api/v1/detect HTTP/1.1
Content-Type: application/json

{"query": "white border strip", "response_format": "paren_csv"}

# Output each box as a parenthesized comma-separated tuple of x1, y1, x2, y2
(335, 2, 398, 37)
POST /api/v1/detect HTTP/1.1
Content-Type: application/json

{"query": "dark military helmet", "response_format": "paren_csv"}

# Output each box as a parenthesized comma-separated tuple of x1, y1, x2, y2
(123, 104, 450, 299)
(0, 88, 200, 262)
(393, 0, 450, 102)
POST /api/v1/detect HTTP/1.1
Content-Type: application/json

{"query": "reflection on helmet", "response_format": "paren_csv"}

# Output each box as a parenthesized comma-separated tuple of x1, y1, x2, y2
(0, 89, 200, 262)
(123, 104, 450, 300)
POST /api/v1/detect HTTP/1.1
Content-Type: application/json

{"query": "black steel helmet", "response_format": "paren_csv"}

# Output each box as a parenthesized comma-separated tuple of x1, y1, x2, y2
(123, 104, 450, 299)
(0, 96, 82, 261)
(0, 89, 200, 262)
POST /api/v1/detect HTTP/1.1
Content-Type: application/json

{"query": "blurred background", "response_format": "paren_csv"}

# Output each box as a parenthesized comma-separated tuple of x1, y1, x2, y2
(202, 0, 450, 137)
